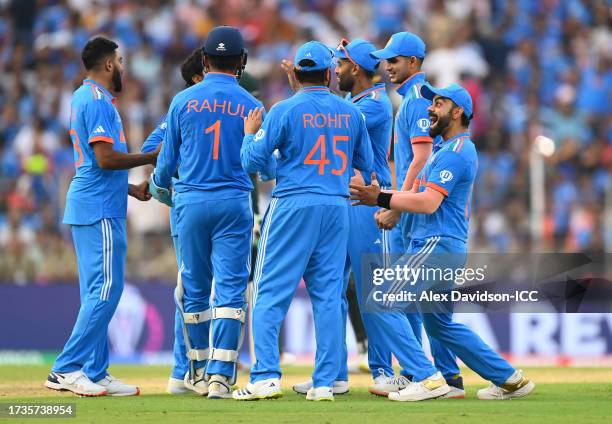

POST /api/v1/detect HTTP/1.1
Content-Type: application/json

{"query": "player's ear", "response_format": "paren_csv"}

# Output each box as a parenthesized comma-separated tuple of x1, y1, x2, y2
(325, 68, 331, 87)
(203, 55, 210, 74)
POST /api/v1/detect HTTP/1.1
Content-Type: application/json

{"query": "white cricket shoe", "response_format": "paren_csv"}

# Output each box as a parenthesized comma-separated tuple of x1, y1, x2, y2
(184, 368, 208, 396)
(306, 386, 334, 401)
(477, 370, 535, 400)
(44, 370, 107, 397)
(232, 378, 283, 400)
(207, 374, 232, 399)
(388, 372, 451, 402)
(95, 374, 140, 396)
(369, 369, 410, 397)
(293, 380, 349, 395)
(441, 386, 466, 399)
(167, 377, 191, 394)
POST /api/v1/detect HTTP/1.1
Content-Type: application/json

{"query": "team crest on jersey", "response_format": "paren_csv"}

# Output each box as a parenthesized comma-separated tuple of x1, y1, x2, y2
(439, 170, 453, 183)
(417, 118, 430, 131)
(254, 128, 265, 141)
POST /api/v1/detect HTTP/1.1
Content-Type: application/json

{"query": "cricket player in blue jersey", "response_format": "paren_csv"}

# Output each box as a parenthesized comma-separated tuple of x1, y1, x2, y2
(370, 32, 463, 397)
(233, 41, 373, 402)
(150, 26, 262, 399)
(350, 83, 535, 401)
(45, 37, 157, 397)
(139, 48, 204, 395)
(288, 38, 393, 396)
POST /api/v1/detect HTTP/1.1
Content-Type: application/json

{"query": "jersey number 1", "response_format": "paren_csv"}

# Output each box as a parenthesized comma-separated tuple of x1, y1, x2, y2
(304, 135, 348, 175)
(205, 120, 221, 160)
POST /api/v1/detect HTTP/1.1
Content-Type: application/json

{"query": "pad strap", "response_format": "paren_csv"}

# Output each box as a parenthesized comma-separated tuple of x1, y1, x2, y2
(212, 307, 246, 323)
(187, 348, 210, 361)
(209, 348, 238, 362)
(184, 309, 211, 324)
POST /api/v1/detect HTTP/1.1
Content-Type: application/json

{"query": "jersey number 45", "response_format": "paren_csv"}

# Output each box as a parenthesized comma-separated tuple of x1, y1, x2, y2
(304, 134, 348, 175)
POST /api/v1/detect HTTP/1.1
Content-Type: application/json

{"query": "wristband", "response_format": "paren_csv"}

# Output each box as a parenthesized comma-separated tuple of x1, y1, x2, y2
(377, 192, 393, 209)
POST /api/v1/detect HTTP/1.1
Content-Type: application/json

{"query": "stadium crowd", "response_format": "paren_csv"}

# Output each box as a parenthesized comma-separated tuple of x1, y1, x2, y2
(0, 0, 610, 284)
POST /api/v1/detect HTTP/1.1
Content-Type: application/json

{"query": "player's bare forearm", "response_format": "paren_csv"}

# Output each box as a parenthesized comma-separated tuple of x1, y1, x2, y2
(93, 142, 157, 170)
(399, 142, 431, 192)
(389, 189, 444, 214)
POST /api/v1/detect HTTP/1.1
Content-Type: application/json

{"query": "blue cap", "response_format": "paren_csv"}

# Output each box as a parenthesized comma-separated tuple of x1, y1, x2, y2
(203, 26, 244, 56)
(420, 83, 473, 119)
(294, 41, 334, 71)
(335, 38, 380, 72)
(370, 32, 426, 60)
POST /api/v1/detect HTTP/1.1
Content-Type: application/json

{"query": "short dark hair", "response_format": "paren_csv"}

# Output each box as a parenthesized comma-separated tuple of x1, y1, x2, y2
(181, 49, 204, 87)
(294, 59, 327, 84)
(206, 54, 242, 73)
(81, 36, 118, 70)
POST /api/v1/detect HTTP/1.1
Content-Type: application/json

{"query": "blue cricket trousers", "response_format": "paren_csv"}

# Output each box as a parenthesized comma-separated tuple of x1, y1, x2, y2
(368, 236, 515, 385)
(175, 193, 252, 380)
(250, 194, 348, 387)
(338, 202, 395, 381)
(52, 218, 126, 382)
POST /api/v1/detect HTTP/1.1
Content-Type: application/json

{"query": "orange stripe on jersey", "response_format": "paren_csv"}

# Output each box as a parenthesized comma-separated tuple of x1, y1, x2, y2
(426, 182, 448, 196)
(120, 129, 126, 143)
(89, 136, 114, 144)
(411, 136, 433, 144)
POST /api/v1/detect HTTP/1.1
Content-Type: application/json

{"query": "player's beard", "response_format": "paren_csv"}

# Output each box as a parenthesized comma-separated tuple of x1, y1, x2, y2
(429, 110, 451, 138)
(111, 67, 123, 93)
(338, 74, 354, 92)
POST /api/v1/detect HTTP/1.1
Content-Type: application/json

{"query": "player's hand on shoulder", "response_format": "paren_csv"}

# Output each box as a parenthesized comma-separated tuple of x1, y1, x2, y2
(244, 107, 264, 135)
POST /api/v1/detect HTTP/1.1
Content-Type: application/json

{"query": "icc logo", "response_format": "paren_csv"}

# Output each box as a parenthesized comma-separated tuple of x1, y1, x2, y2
(439, 170, 453, 183)
(417, 118, 430, 131)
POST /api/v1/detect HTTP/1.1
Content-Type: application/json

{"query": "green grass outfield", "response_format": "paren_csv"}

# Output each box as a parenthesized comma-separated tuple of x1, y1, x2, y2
(1, 365, 611, 423)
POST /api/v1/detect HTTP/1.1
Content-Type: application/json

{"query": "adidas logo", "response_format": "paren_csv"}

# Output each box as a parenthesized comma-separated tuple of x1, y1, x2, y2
(93, 125, 105, 134)
(305, 52, 312, 57)
(374, 239, 381, 244)
(216, 43, 226, 52)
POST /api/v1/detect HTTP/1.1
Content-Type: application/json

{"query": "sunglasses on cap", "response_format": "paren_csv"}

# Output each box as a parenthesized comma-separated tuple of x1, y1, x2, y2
(336, 38, 357, 66)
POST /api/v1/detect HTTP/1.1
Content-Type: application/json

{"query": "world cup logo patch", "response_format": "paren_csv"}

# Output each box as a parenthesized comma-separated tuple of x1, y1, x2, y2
(439, 170, 453, 183)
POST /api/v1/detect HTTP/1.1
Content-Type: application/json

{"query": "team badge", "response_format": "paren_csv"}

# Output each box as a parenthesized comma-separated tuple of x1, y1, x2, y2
(439, 170, 453, 183)
(417, 118, 430, 131)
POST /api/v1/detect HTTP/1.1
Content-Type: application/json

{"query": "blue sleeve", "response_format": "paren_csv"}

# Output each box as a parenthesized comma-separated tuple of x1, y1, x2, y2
(258, 152, 277, 181)
(153, 100, 181, 188)
(408, 98, 433, 144)
(141, 116, 167, 153)
(426, 150, 467, 197)
(85, 100, 117, 145)
(352, 111, 374, 183)
(241, 106, 281, 174)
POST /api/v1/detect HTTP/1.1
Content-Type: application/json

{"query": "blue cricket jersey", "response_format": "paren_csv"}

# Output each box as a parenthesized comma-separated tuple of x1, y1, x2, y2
(346, 83, 393, 188)
(411, 132, 478, 243)
(241, 86, 373, 198)
(154, 73, 263, 202)
(141, 115, 167, 153)
(63, 78, 128, 225)
(393, 72, 433, 189)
